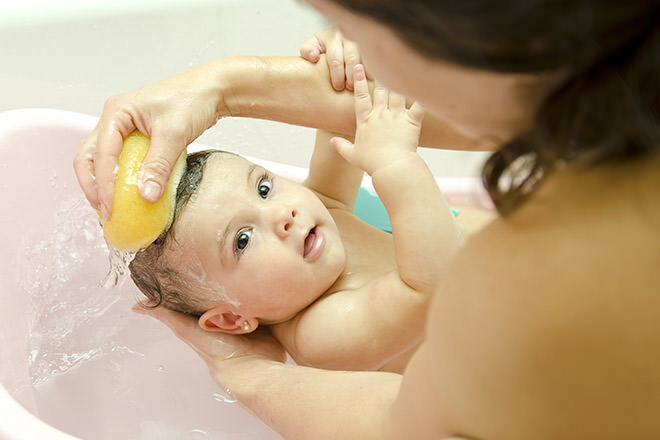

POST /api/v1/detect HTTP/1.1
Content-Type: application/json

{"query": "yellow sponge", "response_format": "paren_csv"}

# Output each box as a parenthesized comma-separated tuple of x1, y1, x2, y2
(101, 131, 187, 251)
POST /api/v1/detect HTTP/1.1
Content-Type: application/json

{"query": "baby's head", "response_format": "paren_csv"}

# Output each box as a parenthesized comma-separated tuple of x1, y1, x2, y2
(129, 150, 346, 334)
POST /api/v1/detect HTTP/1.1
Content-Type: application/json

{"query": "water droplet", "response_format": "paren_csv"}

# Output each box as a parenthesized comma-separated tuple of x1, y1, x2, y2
(212, 391, 237, 404)
(189, 429, 209, 439)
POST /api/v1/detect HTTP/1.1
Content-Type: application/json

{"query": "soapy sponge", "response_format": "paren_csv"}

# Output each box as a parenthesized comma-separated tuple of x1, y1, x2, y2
(101, 131, 187, 251)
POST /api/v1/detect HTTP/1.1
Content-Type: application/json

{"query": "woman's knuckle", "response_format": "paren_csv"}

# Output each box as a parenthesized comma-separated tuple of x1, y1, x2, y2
(328, 57, 343, 68)
(345, 53, 360, 65)
(102, 94, 122, 111)
(144, 157, 173, 178)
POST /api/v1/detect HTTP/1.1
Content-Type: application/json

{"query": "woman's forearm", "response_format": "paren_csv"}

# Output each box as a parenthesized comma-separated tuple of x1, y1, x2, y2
(216, 55, 492, 150)
(220, 357, 401, 440)
(218, 56, 356, 137)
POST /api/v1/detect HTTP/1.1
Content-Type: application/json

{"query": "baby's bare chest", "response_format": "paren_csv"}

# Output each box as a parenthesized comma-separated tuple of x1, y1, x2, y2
(327, 210, 396, 292)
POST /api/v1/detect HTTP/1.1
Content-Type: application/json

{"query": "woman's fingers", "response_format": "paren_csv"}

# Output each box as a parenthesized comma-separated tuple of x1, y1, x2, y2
(326, 33, 346, 91)
(94, 104, 137, 220)
(134, 304, 287, 364)
(299, 34, 323, 63)
(74, 126, 101, 210)
(299, 26, 368, 92)
(353, 64, 372, 122)
(134, 304, 218, 359)
(343, 39, 361, 91)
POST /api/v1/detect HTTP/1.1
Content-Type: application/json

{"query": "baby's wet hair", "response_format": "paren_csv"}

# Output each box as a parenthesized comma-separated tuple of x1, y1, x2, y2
(129, 149, 236, 316)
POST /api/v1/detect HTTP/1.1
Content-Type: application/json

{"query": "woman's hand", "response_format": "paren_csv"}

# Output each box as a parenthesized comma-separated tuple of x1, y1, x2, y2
(73, 62, 227, 220)
(300, 26, 369, 91)
(133, 304, 287, 385)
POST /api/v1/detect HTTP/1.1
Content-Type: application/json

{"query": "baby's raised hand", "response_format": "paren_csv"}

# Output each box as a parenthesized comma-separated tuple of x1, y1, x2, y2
(331, 64, 424, 176)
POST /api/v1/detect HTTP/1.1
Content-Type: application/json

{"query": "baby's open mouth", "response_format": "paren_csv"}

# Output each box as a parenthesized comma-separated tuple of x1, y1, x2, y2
(303, 227, 317, 258)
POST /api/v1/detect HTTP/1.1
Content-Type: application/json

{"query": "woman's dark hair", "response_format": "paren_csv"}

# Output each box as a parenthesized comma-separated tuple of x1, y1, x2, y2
(331, 0, 660, 214)
(129, 149, 232, 316)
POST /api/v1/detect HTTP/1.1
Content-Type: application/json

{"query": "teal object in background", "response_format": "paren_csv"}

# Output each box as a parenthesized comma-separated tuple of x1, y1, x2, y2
(353, 187, 459, 234)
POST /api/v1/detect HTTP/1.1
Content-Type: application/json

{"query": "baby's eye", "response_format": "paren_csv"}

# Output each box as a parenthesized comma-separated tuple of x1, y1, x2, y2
(257, 175, 272, 199)
(234, 228, 252, 254)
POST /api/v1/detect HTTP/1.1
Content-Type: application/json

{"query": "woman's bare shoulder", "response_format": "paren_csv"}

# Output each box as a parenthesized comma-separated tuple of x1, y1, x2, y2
(415, 159, 660, 439)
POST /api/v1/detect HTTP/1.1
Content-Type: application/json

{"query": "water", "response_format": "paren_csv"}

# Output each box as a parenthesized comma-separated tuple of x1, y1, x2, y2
(18, 197, 127, 386)
(102, 244, 136, 289)
(212, 389, 238, 404)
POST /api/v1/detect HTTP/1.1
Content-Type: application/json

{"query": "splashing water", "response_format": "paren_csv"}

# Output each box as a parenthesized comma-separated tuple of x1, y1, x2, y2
(102, 244, 136, 289)
(13, 197, 267, 439)
(96, 209, 137, 289)
(17, 197, 137, 387)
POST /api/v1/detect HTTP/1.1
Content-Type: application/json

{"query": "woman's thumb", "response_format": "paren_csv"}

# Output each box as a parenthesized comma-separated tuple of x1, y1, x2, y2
(138, 134, 185, 203)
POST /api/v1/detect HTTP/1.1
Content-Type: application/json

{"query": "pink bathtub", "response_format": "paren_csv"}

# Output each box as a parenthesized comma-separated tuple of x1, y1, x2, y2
(0, 108, 487, 439)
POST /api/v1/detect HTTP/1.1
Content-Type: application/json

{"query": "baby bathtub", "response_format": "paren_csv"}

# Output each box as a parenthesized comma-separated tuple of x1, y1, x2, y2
(0, 108, 489, 439)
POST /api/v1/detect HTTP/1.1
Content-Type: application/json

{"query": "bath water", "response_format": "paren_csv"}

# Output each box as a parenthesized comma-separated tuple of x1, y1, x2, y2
(19, 197, 125, 387)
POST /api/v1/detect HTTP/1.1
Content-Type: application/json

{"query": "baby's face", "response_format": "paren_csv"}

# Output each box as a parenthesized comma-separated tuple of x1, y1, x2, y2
(171, 153, 346, 323)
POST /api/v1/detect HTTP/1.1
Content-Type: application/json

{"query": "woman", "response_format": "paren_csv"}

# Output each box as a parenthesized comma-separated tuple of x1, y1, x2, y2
(75, 0, 660, 438)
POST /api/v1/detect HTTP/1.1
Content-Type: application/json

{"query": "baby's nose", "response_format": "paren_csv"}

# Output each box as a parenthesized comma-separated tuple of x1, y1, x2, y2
(273, 206, 297, 238)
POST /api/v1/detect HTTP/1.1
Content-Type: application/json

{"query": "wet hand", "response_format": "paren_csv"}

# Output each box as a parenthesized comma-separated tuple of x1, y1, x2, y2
(300, 25, 368, 91)
(133, 304, 286, 385)
(73, 65, 225, 220)
(330, 65, 425, 176)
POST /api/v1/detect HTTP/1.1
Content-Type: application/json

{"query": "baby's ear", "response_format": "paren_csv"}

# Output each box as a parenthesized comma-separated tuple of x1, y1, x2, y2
(198, 308, 258, 334)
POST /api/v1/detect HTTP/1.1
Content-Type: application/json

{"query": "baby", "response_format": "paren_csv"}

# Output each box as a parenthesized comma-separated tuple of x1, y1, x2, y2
(130, 67, 473, 373)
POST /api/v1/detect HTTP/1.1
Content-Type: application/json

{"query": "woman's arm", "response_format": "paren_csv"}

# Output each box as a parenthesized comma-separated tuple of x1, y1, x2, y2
(75, 55, 489, 220)
(221, 55, 490, 150)
(223, 357, 403, 440)
(136, 305, 407, 440)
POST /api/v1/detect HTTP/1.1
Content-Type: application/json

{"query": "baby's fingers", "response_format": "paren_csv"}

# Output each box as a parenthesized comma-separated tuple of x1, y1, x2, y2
(408, 102, 425, 126)
(353, 64, 372, 122)
(330, 136, 358, 167)
(388, 92, 406, 111)
(372, 81, 388, 110)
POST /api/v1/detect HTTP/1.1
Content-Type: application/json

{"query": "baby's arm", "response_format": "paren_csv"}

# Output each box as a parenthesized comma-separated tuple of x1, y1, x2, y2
(271, 67, 463, 372)
(332, 65, 462, 293)
(303, 129, 363, 210)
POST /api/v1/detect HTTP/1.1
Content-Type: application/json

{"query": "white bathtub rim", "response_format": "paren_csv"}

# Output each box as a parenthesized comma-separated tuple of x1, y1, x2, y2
(0, 386, 79, 440)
